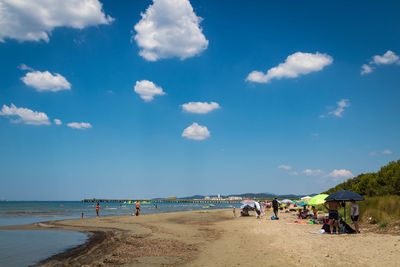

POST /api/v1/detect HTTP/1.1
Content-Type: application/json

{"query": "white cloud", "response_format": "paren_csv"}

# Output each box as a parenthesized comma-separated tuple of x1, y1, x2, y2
(67, 122, 92, 129)
(328, 169, 354, 178)
(361, 50, 400, 75)
(329, 99, 350, 117)
(21, 70, 71, 92)
(289, 171, 298, 176)
(134, 80, 165, 102)
(0, 0, 113, 42)
(18, 63, 34, 71)
(54, 119, 62, 125)
(133, 0, 208, 61)
(182, 101, 220, 114)
(361, 64, 373, 75)
(0, 103, 50, 125)
(278, 165, 292, 170)
(321, 99, 350, 118)
(303, 169, 324, 176)
(246, 52, 333, 83)
(371, 50, 399, 65)
(182, 122, 210, 140)
(382, 150, 393, 155)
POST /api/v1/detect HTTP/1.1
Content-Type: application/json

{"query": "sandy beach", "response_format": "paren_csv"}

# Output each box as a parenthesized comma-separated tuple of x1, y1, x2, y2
(2, 209, 399, 267)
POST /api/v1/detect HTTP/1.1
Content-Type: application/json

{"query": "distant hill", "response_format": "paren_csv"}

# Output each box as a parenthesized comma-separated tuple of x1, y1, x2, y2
(324, 160, 400, 197)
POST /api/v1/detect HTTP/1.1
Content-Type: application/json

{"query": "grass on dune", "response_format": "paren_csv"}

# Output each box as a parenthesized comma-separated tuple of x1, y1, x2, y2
(316, 195, 400, 226)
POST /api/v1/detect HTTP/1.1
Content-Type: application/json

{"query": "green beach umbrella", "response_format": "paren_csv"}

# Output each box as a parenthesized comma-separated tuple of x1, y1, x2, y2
(308, 194, 329, 206)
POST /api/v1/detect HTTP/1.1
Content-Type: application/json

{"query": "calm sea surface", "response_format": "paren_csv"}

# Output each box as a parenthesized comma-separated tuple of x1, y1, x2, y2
(0, 201, 239, 266)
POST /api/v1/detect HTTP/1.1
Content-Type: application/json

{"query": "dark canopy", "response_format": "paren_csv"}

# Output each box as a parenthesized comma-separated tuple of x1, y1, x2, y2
(325, 190, 365, 201)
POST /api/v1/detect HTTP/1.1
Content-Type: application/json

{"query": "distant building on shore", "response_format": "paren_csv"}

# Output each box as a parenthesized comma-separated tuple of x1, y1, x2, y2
(228, 196, 242, 200)
(167, 196, 177, 200)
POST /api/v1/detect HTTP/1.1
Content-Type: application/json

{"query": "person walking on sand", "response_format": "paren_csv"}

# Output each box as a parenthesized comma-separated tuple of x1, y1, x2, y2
(323, 200, 341, 234)
(233, 207, 236, 218)
(272, 198, 279, 218)
(135, 201, 141, 216)
(351, 200, 360, 233)
(95, 202, 100, 217)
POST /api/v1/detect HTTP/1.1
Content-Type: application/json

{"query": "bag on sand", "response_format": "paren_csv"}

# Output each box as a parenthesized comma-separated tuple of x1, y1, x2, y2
(270, 216, 279, 220)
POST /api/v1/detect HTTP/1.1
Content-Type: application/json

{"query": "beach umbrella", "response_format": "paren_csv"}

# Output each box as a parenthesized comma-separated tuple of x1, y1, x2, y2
(281, 199, 293, 204)
(325, 190, 365, 201)
(241, 199, 255, 207)
(308, 194, 329, 206)
(326, 190, 365, 222)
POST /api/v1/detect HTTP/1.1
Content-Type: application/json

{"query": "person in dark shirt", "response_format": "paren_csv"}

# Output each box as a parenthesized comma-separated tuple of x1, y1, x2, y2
(272, 198, 279, 218)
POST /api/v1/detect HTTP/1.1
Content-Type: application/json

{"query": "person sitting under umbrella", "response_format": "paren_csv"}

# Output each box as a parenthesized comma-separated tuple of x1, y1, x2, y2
(323, 200, 341, 234)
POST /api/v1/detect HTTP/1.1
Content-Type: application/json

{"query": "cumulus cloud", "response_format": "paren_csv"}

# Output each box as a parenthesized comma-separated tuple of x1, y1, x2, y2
(54, 119, 62, 125)
(0, 0, 113, 43)
(21, 70, 71, 92)
(303, 169, 324, 176)
(328, 169, 354, 178)
(289, 171, 298, 176)
(133, 0, 208, 61)
(372, 50, 399, 65)
(0, 103, 50, 125)
(18, 63, 34, 71)
(361, 50, 400, 75)
(328, 99, 350, 117)
(181, 101, 220, 114)
(134, 80, 165, 102)
(278, 165, 292, 170)
(67, 122, 92, 129)
(246, 52, 333, 83)
(182, 122, 210, 140)
(382, 150, 393, 155)
(361, 64, 373, 75)
(321, 99, 350, 118)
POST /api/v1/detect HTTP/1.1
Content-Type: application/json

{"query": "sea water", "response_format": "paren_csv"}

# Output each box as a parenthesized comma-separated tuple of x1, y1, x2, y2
(0, 230, 87, 267)
(0, 201, 239, 266)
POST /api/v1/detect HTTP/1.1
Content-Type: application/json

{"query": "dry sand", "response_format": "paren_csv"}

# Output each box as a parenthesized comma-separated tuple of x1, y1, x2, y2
(2, 209, 399, 266)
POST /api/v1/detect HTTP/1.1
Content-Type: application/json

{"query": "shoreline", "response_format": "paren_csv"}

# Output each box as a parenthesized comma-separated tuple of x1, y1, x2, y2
(2, 209, 400, 266)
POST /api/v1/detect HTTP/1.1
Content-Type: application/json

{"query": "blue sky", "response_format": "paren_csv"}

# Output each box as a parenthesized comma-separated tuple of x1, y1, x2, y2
(0, 0, 399, 200)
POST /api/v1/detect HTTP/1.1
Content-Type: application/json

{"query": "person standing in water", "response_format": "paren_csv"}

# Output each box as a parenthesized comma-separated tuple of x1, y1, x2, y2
(95, 202, 100, 217)
(135, 201, 141, 216)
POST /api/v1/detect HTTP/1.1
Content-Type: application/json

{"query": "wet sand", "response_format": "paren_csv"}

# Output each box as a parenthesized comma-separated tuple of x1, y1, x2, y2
(1, 209, 399, 266)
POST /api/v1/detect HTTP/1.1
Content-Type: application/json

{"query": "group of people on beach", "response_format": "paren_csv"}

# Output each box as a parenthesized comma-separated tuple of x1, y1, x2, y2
(323, 199, 360, 234)
(236, 198, 360, 235)
(90, 201, 142, 217)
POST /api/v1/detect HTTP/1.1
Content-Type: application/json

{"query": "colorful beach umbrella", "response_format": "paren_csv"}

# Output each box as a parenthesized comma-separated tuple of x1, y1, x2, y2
(241, 199, 255, 207)
(308, 194, 329, 206)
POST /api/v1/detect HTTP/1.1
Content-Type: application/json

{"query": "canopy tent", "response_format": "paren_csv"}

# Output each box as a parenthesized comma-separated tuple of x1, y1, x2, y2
(326, 190, 365, 222)
(308, 194, 329, 206)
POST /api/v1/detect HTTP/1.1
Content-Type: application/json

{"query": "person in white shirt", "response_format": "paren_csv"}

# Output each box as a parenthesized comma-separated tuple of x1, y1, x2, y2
(254, 201, 261, 219)
(350, 200, 360, 233)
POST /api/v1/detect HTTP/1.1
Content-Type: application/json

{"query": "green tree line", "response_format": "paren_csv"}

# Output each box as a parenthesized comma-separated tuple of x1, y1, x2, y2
(324, 160, 400, 196)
